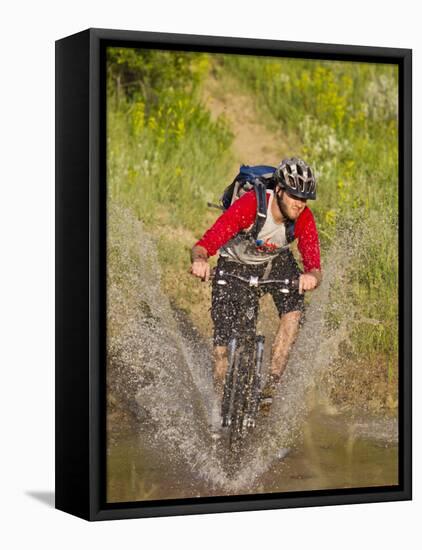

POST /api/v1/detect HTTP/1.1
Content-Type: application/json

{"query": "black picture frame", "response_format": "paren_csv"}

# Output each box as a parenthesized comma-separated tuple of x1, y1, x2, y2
(55, 27, 412, 521)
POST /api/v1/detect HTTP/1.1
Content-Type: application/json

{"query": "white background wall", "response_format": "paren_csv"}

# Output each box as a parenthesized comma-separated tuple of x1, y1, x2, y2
(0, 0, 419, 548)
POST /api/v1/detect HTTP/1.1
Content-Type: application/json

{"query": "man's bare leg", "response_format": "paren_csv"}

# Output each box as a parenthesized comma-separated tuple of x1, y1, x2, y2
(260, 310, 301, 411)
(271, 310, 301, 378)
(213, 345, 228, 399)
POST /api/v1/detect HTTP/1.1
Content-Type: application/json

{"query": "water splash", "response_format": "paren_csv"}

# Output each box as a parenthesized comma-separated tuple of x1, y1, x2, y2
(107, 205, 372, 497)
(226, 236, 357, 491)
(107, 205, 231, 490)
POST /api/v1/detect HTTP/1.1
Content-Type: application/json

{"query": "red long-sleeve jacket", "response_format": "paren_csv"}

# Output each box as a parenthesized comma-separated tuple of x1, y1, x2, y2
(195, 190, 321, 272)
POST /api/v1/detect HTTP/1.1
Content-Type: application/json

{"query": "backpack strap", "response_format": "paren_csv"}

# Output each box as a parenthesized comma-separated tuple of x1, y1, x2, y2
(250, 184, 296, 244)
(285, 219, 296, 243)
(249, 179, 268, 240)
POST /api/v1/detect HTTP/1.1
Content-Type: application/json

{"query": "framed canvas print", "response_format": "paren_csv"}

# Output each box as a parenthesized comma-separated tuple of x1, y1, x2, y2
(55, 28, 412, 521)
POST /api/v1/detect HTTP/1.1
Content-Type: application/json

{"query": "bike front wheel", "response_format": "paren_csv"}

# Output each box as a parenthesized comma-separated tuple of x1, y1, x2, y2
(221, 336, 261, 452)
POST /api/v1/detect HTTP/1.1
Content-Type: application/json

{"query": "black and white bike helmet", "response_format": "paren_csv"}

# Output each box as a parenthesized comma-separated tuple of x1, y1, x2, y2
(275, 157, 317, 200)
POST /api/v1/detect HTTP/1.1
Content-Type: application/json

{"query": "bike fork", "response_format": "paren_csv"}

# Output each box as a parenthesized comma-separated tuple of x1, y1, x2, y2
(221, 338, 238, 427)
(243, 335, 265, 429)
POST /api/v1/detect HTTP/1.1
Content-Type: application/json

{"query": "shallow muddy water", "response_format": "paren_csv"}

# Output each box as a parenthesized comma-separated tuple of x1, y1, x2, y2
(107, 408, 398, 503)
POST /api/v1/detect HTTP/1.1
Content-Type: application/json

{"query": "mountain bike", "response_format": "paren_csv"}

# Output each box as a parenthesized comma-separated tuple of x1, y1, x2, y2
(214, 268, 299, 451)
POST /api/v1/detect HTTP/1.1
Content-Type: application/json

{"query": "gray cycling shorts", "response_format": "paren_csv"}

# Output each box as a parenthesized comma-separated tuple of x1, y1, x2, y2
(211, 251, 304, 346)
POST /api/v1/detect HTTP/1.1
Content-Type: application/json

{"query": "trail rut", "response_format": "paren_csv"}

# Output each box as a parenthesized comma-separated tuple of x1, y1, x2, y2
(202, 72, 298, 170)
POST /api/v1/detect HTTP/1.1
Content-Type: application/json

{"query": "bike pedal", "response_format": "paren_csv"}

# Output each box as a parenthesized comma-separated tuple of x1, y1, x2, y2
(260, 396, 273, 406)
(259, 396, 273, 415)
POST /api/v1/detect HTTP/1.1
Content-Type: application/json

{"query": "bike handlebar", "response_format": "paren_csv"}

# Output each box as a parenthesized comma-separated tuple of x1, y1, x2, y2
(214, 269, 299, 293)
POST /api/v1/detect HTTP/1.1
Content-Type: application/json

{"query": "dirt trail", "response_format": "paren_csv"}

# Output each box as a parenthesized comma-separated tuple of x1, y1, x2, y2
(202, 72, 297, 170)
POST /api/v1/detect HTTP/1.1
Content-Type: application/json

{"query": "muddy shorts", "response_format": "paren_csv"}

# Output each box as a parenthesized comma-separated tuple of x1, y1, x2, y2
(211, 251, 304, 346)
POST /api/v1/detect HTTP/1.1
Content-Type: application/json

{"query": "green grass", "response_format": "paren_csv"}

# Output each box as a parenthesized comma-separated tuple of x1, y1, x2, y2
(107, 47, 234, 233)
(108, 105, 233, 231)
(107, 48, 235, 330)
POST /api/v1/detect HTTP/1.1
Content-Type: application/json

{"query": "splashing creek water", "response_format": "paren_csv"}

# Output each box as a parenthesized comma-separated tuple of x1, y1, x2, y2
(106, 206, 398, 503)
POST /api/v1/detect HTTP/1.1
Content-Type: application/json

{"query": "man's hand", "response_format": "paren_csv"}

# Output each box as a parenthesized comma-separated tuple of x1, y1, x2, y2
(298, 271, 320, 294)
(190, 245, 211, 281)
(190, 259, 211, 281)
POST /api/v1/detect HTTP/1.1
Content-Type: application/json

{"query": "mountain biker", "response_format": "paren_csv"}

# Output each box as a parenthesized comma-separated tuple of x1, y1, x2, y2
(190, 157, 322, 413)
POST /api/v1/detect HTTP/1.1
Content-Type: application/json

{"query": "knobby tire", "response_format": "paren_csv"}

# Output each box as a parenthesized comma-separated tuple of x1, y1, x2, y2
(222, 336, 263, 453)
